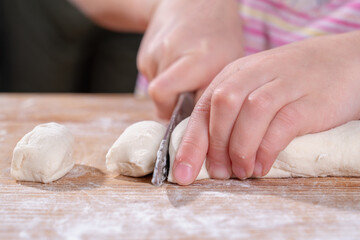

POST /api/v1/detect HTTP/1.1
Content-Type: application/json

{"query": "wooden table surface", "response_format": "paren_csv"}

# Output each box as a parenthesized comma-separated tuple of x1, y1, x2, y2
(1, 94, 360, 240)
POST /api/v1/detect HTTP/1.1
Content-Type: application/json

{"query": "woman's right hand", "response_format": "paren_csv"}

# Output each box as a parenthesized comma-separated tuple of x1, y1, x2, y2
(137, 0, 243, 119)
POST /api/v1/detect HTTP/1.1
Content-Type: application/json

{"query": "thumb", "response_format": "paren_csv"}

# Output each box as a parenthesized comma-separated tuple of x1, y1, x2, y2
(149, 55, 219, 119)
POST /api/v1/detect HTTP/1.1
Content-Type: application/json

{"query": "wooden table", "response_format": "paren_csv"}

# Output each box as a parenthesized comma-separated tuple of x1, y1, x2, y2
(1, 94, 359, 240)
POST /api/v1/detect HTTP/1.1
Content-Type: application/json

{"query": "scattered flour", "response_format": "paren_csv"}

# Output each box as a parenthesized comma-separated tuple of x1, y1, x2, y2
(1, 178, 360, 240)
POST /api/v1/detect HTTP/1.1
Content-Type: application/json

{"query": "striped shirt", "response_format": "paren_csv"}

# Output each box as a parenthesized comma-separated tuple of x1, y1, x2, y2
(135, 0, 360, 95)
(239, 0, 360, 55)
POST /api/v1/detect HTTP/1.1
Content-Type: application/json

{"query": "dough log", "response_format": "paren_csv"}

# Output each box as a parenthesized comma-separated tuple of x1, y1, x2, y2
(168, 118, 360, 182)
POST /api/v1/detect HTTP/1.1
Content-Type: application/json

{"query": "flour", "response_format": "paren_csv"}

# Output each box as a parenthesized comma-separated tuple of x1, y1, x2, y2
(0, 130, 7, 142)
(2, 179, 360, 240)
(65, 165, 103, 179)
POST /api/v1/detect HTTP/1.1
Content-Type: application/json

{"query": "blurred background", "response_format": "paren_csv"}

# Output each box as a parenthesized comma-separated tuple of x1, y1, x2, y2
(0, 0, 142, 93)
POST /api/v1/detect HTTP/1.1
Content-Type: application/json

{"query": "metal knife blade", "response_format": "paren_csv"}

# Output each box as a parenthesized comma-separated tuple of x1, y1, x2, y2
(151, 92, 195, 186)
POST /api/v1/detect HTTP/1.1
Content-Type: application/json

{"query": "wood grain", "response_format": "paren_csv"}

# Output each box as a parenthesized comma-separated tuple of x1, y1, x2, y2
(0, 94, 359, 240)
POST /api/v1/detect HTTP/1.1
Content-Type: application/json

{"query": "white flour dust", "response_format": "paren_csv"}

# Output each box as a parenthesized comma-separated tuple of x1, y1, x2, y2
(2, 171, 360, 240)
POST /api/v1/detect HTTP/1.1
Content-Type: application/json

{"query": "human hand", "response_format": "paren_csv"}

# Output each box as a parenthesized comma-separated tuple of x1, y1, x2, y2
(137, 0, 243, 119)
(69, 0, 159, 32)
(172, 31, 360, 185)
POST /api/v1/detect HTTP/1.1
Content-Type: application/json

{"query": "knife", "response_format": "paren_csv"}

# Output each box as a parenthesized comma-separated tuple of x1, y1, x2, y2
(151, 92, 195, 186)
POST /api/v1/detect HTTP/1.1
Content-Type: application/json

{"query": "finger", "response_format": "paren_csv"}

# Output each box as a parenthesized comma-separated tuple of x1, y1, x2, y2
(207, 58, 281, 180)
(137, 47, 158, 82)
(207, 86, 242, 179)
(256, 96, 325, 176)
(137, 30, 160, 81)
(229, 78, 305, 178)
(206, 76, 251, 179)
(148, 55, 217, 119)
(172, 63, 230, 185)
(172, 91, 212, 185)
(173, 56, 281, 184)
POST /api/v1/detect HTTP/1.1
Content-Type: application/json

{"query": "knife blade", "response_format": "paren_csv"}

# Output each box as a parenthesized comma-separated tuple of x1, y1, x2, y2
(151, 92, 195, 186)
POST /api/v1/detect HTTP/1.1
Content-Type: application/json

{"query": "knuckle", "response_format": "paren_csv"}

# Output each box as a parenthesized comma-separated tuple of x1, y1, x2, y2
(246, 90, 273, 114)
(181, 137, 203, 156)
(148, 81, 166, 103)
(216, 61, 240, 80)
(193, 101, 211, 115)
(208, 139, 227, 154)
(258, 137, 278, 157)
(229, 147, 248, 165)
(137, 53, 152, 79)
(137, 48, 149, 69)
(223, 60, 241, 73)
(207, 152, 227, 166)
(257, 54, 280, 66)
(276, 107, 302, 131)
(159, 37, 172, 54)
(211, 88, 239, 110)
(136, 57, 146, 75)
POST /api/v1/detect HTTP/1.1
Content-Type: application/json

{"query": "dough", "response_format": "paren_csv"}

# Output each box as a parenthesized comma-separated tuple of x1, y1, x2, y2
(11, 122, 74, 183)
(106, 121, 166, 177)
(266, 120, 360, 178)
(168, 118, 360, 182)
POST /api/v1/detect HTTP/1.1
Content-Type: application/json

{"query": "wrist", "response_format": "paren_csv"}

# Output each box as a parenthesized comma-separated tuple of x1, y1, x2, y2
(69, 0, 160, 32)
(133, 0, 160, 31)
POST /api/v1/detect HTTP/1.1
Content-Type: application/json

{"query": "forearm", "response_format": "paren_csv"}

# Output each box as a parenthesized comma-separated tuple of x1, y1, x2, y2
(69, 0, 159, 32)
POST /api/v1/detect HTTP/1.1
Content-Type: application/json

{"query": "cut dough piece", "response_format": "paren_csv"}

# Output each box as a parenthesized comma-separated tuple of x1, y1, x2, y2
(11, 122, 74, 183)
(168, 118, 360, 182)
(106, 121, 166, 177)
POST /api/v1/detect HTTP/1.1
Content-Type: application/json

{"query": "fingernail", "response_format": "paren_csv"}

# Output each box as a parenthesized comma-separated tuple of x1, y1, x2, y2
(234, 167, 247, 179)
(253, 162, 263, 177)
(210, 164, 231, 179)
(173, 162, 193, 185)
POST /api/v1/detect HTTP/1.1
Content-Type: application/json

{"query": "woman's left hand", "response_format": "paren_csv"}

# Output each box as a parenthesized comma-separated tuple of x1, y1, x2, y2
(172, 31, 360, 185)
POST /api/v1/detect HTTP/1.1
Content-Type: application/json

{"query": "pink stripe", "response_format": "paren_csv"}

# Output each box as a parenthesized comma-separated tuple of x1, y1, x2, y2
(241, 0, 310, 26)
(349, 2, 360, 9)
(257, 0, 312, 20)
(267, 36, 292, 47)
(243, 18, 306, 41)
(241, 15, 266, 29)
(244, 46, 261, 55)
(325, 16, 360, 28)
(243, 25, 266, 37)
(313, 21, 354, 34)
(240, 0, 360, 52)
(348, 2, 360, 10)
(327, 0, 356, 9)
(243, 26, 292, 47)
(242, 7, 359, 37)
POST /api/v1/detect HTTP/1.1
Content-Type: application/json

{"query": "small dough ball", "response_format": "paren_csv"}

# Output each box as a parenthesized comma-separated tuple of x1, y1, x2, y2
(106, 121, 166, 177)
(11, 122, 74, 183)
(168, 118, 209, 183)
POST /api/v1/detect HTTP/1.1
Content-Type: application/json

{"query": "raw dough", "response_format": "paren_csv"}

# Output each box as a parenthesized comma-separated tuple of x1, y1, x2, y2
(106, 121, 166, 177)
(168, 118, 360, 182)
(11, 122, 74, 183)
